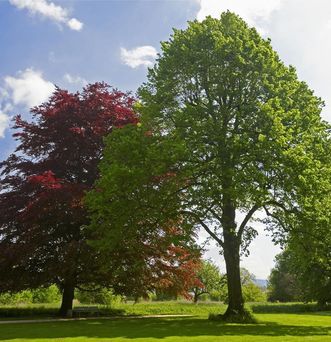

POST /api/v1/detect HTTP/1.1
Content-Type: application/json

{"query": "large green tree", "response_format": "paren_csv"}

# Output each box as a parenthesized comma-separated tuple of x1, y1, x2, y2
(87, 12, 330, 321)
(282, 199, 331, 307)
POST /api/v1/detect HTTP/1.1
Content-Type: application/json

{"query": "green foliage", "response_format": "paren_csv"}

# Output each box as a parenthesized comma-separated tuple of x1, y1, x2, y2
(267, 250, 302, 302)
(0, 305, 59, 318)
(192, 260, 226, 302)
(289, 194, 331, 306)
(269, 243, 331, 306)
(0, 301, 329, 321)
(0, 290, 32, 305)
(209, 289, 228, 302)
(31, 285, 61, 304)
(75, 288, 123, 306)
(243, 283, 267, 302)
(251, 302, 331, 313)
(0, 286, 60, 305)
(87, 11, 330, 319)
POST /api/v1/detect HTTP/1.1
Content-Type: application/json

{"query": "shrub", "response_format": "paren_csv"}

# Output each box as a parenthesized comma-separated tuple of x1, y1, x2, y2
(75, 288, 123, 306)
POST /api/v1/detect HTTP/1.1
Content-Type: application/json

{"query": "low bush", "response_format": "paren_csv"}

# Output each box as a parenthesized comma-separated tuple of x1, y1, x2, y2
(0, 286, 61, 305)
(251, 302, 331, 313)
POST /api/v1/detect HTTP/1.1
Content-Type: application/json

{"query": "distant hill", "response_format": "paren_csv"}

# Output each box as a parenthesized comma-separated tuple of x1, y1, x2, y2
(253, 279, 268, 289)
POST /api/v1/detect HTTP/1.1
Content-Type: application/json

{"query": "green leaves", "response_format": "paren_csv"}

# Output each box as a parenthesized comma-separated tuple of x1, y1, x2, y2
(87, 12, 331, 311)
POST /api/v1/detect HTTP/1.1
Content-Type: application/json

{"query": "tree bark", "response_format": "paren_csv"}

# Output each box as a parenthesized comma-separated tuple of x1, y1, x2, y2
(193, 291, 199, 303)
(222, 199, 245, 318)
(59, 281, 75, 317)
(223, 234, 244, 317)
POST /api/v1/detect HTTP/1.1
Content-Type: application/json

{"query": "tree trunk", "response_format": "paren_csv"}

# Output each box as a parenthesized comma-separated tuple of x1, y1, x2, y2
(59, 281, 75, 317)
(221, 199, 246, 320)
(317, 299, 327, 310)
(193, 291, 199, 303)
(223, 235, 244, 317)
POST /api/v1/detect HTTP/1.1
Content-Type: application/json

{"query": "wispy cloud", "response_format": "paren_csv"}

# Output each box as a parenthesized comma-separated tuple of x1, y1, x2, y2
(120, 46, 157, 68)
(196, 0, 283, 34)
(9, 0, 83, 31)
(0, 109, 9, 138)
(0, 68, 55, 137)
(4, 68, 55, 108)
(63, 73, 87, 87)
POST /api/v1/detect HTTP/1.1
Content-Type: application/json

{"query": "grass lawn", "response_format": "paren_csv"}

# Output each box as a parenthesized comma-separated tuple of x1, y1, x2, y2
(0, 303, 330, 341)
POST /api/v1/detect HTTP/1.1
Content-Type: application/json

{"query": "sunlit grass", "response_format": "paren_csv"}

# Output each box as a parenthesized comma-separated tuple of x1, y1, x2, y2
(0, 313, 330, 341)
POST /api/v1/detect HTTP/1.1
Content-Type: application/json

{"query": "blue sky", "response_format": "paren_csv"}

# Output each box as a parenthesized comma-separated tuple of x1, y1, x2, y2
(1, 0, 331, 278)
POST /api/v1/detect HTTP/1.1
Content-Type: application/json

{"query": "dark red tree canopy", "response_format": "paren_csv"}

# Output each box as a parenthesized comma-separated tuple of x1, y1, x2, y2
(0, 82, 200, 300)
(0, 83, 138, 291)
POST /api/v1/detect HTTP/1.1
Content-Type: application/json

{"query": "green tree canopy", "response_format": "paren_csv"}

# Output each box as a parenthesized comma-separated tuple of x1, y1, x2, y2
(267, 250, 302, 302)
(192, 260, 226, 303)
(87, 12, 330, 322)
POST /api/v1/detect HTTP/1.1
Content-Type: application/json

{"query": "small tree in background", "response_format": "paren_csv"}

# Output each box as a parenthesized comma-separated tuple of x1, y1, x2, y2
(239, 268, 266, 302)
(191, 260, 226, 303)
(267, 250, 302, 302)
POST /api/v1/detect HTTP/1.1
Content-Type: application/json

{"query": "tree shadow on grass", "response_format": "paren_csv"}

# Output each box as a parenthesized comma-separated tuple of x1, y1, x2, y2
(0, 317, 330, 340)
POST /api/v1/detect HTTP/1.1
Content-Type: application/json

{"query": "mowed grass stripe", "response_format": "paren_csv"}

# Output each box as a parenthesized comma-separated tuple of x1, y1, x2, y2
(0, 313, 330, 342)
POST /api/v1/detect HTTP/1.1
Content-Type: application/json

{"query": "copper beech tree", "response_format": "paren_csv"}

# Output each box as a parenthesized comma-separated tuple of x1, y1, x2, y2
(0, 83, 200, 316)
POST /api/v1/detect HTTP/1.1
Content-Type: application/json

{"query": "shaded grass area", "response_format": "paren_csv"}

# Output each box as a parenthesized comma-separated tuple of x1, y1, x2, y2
(0, 304, 123, 319)
(0, 314, 330, 341)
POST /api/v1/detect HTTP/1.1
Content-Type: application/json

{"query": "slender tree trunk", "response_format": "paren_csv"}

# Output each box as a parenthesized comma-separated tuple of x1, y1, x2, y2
(193, 291, 199, 303)
(59, 281, 75, 317)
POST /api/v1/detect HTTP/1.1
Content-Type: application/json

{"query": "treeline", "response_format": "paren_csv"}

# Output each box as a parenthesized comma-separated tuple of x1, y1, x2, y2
(268, 248, 331, 307)
(0, 262, 267, 305)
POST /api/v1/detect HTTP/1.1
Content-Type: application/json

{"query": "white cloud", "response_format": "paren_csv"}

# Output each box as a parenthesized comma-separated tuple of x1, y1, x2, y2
(9, 0, 83, 31)
(0, 89, 12, 137)
(4, 68, 55, 108)
(63, 73, 87, 86)
(196, 0, 283, 34)
(67, 17, 83, 31)
(0, 110, 9, 138)
(120, 46, 157, 68)
(265, 0, 331, 123)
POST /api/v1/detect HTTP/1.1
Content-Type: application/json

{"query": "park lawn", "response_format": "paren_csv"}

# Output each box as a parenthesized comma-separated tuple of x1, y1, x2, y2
(0, 312, 330, 342)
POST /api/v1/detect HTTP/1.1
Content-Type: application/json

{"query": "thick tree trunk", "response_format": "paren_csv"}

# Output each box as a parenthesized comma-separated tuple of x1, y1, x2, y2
(221, 198, 246, 320)
(223, 235, 244, 317)
(59, 281, 75, 317)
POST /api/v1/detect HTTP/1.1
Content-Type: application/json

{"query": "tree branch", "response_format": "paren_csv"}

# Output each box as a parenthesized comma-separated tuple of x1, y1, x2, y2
(264, 200, 298, 214)
(237, 199, 296, 238)
(263, 205, 288, 232)
(238, 204, 260, 238)
(208, 207, 223, 224)
(181, 210, 224, 248)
